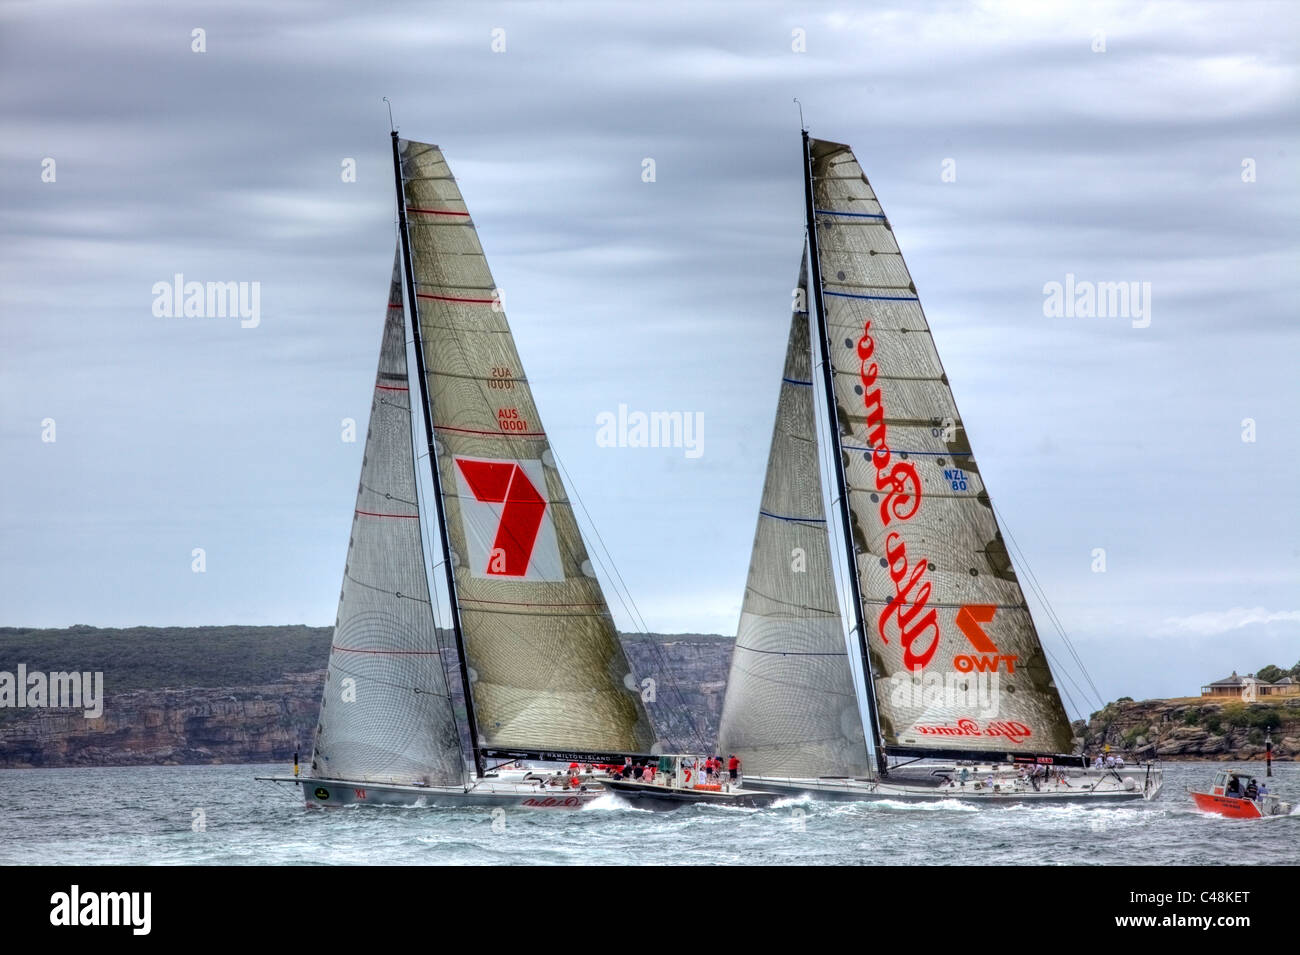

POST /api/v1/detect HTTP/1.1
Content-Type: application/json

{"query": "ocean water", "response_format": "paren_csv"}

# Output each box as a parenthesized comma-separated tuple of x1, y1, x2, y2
(2, 761, 1296, 866)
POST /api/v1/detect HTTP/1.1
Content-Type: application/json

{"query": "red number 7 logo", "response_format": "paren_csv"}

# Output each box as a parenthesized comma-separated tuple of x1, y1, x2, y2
(454, 459, 546, 576)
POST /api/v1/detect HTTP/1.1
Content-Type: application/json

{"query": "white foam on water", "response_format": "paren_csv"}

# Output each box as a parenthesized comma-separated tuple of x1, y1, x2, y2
(582, 792, 651, 813)
(771, 795, 816, 810)
(863, 798, 979, 812)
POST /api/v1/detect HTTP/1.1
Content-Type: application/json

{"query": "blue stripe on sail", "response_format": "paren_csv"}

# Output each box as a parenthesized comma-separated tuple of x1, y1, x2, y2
(824, 290, 920, 302)
(782, 377, 813, 387)
(814, 208, 885, 219)
(760, 510, 827, 524)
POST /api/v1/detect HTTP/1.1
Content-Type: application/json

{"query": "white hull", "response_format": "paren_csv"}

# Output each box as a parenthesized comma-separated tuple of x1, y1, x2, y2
(256, 775, 601, 810)
(747, 767, 1164, 805)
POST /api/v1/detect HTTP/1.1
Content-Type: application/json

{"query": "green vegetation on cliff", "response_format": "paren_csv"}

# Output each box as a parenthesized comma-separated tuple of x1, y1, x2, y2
(1082, 697, 1300, 761)
(0, 625, 332, 692)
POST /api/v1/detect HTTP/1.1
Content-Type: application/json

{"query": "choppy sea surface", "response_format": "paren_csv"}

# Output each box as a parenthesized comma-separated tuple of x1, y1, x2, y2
(2, 761, 1296, 865)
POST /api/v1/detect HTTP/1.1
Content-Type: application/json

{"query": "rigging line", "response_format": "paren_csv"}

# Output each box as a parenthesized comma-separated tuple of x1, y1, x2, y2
(1039, 623, 1093, 716)
(1029, 637, 1086, 706)
(991, 498, 1104, 709)
(547, 450, 701, 745)
(1043, 647, 1084, 721)
(1026, 567, 1102, 708)
(995, 549, 1099, 716)
(550, 448, 709, 753)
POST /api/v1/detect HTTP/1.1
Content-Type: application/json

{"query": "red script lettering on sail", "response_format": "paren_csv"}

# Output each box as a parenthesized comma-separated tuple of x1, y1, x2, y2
(856, 322, 938, 669)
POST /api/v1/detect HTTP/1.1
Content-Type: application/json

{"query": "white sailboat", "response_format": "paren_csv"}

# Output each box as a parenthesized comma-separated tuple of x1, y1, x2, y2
(717, 130, 1163, 805)
(259, 133, 660, 809)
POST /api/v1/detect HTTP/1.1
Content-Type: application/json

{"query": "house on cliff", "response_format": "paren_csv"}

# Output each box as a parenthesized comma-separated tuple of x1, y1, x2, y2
(1201, 672, 1300, 700)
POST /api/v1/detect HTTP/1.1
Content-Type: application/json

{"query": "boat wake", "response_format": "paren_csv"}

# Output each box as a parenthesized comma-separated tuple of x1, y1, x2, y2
(862, 798, 979, 812)
(771, 795, 817, 811)
(582, 793, 651, 813)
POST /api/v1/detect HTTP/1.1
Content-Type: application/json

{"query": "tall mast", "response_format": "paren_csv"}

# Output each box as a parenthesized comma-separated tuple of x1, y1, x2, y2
(390, 130, 485, 779)
(802, 129, 888, 778)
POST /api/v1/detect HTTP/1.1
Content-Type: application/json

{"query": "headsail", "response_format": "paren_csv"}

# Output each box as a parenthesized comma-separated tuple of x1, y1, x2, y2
(806, 137, 1075, 759)
(716, 249, 870, 778)
(310, 253, 467, 786)
(395, 138, 657, 761)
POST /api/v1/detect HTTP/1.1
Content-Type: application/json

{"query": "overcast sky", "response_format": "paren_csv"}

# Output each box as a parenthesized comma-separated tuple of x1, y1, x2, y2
(1, 0, 1296, 712)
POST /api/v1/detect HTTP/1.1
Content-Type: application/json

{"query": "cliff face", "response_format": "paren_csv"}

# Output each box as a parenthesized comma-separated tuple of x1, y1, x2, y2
(0, 673, 324, 767)
(0, 629, 734, 768)
(1078, 697, 1300, 761)
(625, 634, 732, 752)
(9, 624, 1290, 768)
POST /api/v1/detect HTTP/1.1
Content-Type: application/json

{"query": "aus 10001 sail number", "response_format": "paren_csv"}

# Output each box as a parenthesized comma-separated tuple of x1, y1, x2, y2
(497, 408, 529, 432)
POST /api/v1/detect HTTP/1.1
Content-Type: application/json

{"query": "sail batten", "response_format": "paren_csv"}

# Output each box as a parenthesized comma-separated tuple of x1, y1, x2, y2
(807, 136, 1075, 758)
(716, 246, 871, 779)
(396, 137, 658, 757)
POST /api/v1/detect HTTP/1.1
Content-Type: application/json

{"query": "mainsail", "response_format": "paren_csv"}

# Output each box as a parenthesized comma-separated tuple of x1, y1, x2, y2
(805, 136, 1075, 758)
(310, 254, 467, 786)
(395, 137, 657, 761)
(716, 250, 870, 778)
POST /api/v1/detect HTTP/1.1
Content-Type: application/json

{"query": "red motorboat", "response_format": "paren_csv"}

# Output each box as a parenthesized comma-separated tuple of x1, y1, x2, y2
(1190, 769, 1291, 818)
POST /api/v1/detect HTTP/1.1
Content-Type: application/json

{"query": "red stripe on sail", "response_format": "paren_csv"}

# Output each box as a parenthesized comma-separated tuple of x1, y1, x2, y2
(431, 428, 543, 439)
(435, 425, 546, 437)
(355, 509, 419, 519)
(375, 385, 409, 392)
(407, 207, 470, 217)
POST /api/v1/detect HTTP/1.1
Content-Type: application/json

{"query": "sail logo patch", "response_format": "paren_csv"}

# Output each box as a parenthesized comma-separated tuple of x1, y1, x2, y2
(913, 718, 1032, 744)
(953, 605, 1018, 673)
(453, 457, 564, 580)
